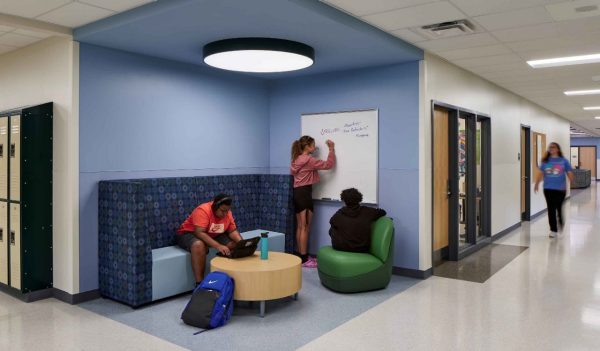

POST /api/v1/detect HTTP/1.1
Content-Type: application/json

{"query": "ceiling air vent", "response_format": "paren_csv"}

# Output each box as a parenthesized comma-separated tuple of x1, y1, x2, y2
(418, 20, 475, 39)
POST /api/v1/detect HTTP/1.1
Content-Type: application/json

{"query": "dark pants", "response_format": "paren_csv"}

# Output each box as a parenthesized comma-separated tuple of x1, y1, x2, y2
(543, 189, 566, 232)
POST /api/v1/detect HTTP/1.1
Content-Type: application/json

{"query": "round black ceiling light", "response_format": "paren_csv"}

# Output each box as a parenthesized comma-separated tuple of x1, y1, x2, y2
(203, 37, 314, 73)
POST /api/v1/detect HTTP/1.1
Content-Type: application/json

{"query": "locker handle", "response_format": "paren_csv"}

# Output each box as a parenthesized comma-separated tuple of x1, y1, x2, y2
(10, 230, 15, 245)
(10, 143, 15, 158)
(0, 228, 2, 242)
(0, 143, 3, 157)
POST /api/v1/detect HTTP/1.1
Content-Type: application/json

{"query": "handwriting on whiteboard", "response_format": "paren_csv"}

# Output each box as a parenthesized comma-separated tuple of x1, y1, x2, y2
(320, 121, 369, 137)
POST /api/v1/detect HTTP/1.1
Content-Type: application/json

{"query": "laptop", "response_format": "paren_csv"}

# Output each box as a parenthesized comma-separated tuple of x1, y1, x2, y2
(216, 236, 260, 259)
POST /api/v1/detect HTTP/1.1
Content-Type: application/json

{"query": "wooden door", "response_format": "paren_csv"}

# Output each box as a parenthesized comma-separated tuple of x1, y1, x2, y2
(433, 107, 449, 252)
(579, 147, 596, 178)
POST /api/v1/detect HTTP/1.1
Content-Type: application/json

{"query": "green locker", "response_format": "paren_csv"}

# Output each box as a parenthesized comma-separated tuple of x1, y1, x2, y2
(0, 102, 52, 295)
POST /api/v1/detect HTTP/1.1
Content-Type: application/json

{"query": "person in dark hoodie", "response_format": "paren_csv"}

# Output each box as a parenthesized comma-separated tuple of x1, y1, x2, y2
(329, 188, 386, 253)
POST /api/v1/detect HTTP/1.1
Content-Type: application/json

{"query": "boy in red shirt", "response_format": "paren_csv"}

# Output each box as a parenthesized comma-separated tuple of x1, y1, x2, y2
(176, 194, 242, 284)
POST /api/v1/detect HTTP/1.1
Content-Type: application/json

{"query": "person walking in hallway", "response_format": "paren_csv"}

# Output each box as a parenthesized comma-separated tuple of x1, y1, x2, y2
(534, 142, 574, 238)
(290, 135, 336, 268)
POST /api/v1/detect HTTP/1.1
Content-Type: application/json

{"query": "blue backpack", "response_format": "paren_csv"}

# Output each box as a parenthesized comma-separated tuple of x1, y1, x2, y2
(181, 271, 235, 333)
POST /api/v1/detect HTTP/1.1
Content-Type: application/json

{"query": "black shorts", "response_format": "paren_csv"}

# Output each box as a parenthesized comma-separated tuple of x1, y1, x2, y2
(175, 232, 232, 252)
(293, 185, 313, 214)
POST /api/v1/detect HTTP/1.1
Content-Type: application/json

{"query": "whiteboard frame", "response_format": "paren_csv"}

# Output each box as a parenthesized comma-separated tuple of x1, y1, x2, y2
(300, 108, 379, 205)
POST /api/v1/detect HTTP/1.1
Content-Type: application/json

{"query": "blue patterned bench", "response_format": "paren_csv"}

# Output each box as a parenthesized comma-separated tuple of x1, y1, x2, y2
(98, 174, 294, 307)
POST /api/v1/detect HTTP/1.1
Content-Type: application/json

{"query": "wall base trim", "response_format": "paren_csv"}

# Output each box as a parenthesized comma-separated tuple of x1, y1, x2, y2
(530, 208, 548, 221)
(0, 283, 100, 304)
(392, 266, 433, 279)
(54, 289, 101, 304)
(492, 222, 522, 242)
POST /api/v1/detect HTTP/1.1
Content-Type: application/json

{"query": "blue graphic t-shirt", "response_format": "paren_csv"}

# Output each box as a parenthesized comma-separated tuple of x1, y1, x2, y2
(539, 157, 572, 190)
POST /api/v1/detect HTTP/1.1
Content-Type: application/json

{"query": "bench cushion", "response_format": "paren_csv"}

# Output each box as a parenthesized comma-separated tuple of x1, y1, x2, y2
(151, 230, 286, 301)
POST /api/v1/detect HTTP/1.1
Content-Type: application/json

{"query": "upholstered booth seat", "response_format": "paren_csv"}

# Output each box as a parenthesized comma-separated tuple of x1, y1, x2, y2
(99, 174, 294, 307)
(317, 217, 394, 293)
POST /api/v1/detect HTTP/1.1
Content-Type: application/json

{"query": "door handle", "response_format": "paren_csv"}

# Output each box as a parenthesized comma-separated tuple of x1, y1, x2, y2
(446, 180, 451, 198)
(522, 176, 528, 180)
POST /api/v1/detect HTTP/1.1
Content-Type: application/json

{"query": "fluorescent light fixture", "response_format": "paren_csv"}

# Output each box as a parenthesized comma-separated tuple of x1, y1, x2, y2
(564, 89, 600, 96)
(584, 106, 600, 110)
(527, 53, 600, 68)
(595, 116, 600, 120)
(203, 38, 314, 73)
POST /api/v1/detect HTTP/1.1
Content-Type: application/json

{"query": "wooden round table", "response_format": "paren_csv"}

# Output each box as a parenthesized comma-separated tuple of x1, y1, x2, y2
(210, 252, 301, 317)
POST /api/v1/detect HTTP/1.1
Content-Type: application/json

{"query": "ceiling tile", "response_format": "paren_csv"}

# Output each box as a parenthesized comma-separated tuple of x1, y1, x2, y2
(77, 0, 154, 12)
(452, 53, 523, 68)
(557, 16, 600, 35)
(0, 32, 42, 47)
(322, 0, 439, 17)
(491, 22, 560, 43)
(468, 62, 531, 74)
(37, 2, 114, 28)
(0, 0, 72, 18)
(390, 28, 428, 43)
(0, 44, 17, 54)
(417, 32, 498, 52)
(0, 25, 16, 33)
(12, 29, 53, 39)
(436, 44, 511, 60)
(362, 1, 466, 31)
(546, 0, 600, 21)
(449, 0, 563, 17)
(473, 6, 554, 31)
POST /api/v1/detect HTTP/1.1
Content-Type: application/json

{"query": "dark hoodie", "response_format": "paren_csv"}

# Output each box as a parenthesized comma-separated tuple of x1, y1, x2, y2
(329, 205, 386, 253)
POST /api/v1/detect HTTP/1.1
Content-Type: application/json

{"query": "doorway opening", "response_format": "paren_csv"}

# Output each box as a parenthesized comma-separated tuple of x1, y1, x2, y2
(570, 146, 597, 179)
(520, 125, 531, 221)
(432, 102, 491, 266)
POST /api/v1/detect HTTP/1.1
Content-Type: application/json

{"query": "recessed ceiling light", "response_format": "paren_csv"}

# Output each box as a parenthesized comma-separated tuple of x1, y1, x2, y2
(203, 38, 314, 73)
(527, 53, 600, 68)
(564, 89, 600, 96)
(595, 116, 600, 120)
(584, 106, 600, 110)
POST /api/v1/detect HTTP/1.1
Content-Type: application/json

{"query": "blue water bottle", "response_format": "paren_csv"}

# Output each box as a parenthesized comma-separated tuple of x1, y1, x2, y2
(260, 232, 269, 260)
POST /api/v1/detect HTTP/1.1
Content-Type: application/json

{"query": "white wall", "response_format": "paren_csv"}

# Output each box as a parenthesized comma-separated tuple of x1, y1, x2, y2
(419, 53, 570, 271)
(0, 37, 80, 294)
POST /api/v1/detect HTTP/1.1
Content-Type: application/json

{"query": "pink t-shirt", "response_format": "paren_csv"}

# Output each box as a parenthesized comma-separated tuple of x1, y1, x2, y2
(290, 150, 335, 188)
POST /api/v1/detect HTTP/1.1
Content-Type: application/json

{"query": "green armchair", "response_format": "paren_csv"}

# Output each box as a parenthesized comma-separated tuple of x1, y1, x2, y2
(317, 217, 394, 293)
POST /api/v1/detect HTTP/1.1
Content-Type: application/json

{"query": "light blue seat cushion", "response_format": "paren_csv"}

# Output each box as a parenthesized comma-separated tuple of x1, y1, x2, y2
(151, 230, 286, 301)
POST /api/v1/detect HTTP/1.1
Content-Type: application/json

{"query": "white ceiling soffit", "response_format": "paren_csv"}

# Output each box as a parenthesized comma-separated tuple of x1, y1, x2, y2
(320, 0, 600, 136)
(0, 0, 155, 56)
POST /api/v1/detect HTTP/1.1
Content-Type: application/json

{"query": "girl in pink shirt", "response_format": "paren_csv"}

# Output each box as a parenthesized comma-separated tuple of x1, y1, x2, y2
(290, 135, 336, 267)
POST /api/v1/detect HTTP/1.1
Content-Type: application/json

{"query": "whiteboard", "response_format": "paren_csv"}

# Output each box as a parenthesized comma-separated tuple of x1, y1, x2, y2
(301, 109, 378, 204)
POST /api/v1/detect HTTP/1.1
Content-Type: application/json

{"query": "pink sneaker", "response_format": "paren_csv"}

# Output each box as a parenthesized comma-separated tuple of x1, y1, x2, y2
(302, 257, 318, 268)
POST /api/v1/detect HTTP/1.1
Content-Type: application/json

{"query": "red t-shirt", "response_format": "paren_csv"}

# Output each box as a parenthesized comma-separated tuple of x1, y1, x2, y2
(176, 201, 237, 238)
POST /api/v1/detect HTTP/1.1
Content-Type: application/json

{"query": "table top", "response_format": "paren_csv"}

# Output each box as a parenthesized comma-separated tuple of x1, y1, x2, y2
(211, 252, 300, 273)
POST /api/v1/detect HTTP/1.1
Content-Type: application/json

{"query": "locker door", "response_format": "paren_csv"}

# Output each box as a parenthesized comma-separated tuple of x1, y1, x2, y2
(0, 201, 7, 284)
(10, 115, 20, 202)
(10, 203, 20, 290)
(0, 117, 7, 200)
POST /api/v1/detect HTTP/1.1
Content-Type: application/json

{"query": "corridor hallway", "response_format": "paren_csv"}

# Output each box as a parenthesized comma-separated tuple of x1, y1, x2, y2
(302, 183, 600, 351)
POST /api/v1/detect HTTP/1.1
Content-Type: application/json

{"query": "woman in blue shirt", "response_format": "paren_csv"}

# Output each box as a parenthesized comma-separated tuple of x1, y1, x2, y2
(534, 142, 574, 237)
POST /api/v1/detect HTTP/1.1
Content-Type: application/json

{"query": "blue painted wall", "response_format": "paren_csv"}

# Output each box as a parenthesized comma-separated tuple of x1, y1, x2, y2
(268, 63, 421, 270)
(79, 44, 270, 291)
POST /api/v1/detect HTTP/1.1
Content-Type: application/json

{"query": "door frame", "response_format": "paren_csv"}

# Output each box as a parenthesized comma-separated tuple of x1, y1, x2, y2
(520, 125, 531, 221)
(431, 101, 492, 263)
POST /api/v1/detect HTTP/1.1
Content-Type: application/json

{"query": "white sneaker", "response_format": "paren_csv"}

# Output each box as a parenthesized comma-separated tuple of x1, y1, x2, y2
(549, 231, 557, 238)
